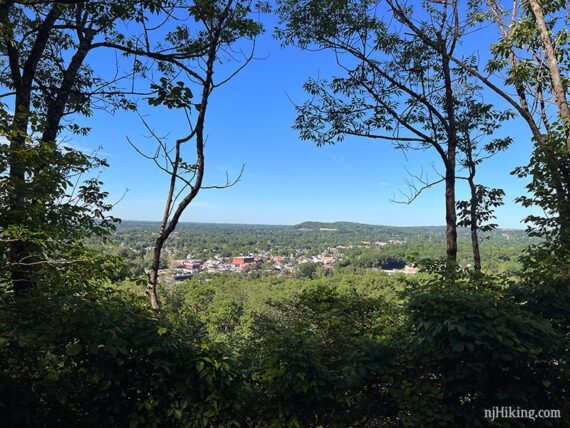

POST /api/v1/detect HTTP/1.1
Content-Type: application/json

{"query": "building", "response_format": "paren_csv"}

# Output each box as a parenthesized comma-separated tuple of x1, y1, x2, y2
(232, 256, 254, 265)
(403, 265, 419, 275)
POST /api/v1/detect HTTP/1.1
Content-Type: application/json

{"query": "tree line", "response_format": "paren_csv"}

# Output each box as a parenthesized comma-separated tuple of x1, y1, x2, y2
(1, 0, 569, 307)
(1, 0, 569, 426)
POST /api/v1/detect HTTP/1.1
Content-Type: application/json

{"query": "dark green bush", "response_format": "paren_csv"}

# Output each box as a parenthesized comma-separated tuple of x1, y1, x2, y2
(1, 271, 567, 427)
(0, 286, 245, 428)
(395, 276, 567, 427)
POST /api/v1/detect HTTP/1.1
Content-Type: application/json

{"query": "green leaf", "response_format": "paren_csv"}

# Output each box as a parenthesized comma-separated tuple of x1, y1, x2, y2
(451, 342, 464, 352)
(66, 342, 82, 356)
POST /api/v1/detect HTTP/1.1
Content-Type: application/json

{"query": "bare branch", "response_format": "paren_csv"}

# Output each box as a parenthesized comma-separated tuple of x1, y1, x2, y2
(392, 170, 446, 205)
(202, 164, 245, 190)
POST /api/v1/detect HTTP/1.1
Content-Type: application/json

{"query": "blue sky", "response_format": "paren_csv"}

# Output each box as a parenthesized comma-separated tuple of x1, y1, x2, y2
(77, 15, 536, 228)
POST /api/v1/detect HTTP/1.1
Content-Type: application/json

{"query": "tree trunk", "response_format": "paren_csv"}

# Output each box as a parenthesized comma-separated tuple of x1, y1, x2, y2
(8, 93, 33, 295)
(444, 169, 458, 263)
(41, 31, 94, 144)
(3, 4, 61, 294)
(144, 40, 213, 310)
(468, 180, 481, 271)
(146, 277, 161, 311)
(147, 237, 164, 311)
(527, 0, 570, 150)
(441, 54, 458, 264)
(526, 0, 570, 247)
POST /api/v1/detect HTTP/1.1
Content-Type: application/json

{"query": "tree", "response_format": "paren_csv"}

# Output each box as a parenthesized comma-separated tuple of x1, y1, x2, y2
(389, 0, 570, 246)
(297, 261, 317, 279)
(458, 0, 570, 273)
(277, 0, 511, 265)
(0, 0, 188, 294)
(525, 0, 570, 148)
(483, 0, 570, 252)
(454, 94, 513, 271)
(0, 1, 116, 292)
(0, 0, 264, 298)
(130, 0, 264, 310)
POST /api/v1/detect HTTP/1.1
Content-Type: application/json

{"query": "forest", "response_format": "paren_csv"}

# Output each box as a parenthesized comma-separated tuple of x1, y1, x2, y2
(105, 221, 530, 275)
(0, 0, 569, 426)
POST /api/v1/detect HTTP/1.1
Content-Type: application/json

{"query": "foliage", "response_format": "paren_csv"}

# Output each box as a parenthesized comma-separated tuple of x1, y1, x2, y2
(0, 131, 119, 287)
(339, 247, 406, 270)
(514, 128, 570, 260)
(160, 271, 568, 426)
(0, 284, 245, 428)
(245, 284, 398, 427)
(456, 185, 505, 232)
(1, 1, 569, 426)
(1, 258, 568, 427)
(296, 261, 318, 278)
(396, 272, 565, 427)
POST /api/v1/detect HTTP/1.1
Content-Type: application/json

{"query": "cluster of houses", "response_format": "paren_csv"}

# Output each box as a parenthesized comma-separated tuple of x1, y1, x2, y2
(383, 265, 419, 275)
(156, 241, 417, 282)
(158, 255, 266, 282)
(160, 252, 335, 281)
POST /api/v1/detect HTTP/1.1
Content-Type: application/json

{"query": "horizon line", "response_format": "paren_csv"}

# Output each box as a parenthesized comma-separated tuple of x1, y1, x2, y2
(117, 219, 525, 231)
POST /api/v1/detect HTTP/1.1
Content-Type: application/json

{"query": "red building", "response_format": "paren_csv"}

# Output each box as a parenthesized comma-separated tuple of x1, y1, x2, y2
(232, 256, 254, 265)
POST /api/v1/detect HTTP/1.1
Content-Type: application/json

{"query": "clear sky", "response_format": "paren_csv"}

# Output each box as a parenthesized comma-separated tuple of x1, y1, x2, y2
(76, 15, 536, 228)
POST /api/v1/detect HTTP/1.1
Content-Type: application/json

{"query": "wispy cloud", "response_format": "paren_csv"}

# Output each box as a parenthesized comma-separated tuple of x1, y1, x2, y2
(61, 141, 120, 159)
(378, 182, 390, 187)
(330, 154, 353, 171)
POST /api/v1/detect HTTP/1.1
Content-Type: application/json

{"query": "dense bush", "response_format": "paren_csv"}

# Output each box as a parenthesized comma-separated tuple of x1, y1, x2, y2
(167, 271, 567, 426)
(398, 282, 565, 426)
(1, 270, 567, 426)
(243, 284, 398, 426)
(0, 285, 246, 428)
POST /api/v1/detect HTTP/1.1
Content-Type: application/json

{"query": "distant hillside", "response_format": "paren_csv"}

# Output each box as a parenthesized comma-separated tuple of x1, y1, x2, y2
(121, 219, 526, 240)
(291, 221, 526, 239)
(293, 221, 447, 233)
